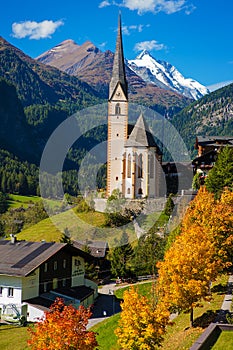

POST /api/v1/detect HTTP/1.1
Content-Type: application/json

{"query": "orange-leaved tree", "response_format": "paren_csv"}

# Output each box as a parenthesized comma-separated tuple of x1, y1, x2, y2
(208, 189, 233, 268)
(157, 223, 219, 327)
(28, 298, 98, 350)
(157, 188, 223, 327)
(115, 286, 170, 350)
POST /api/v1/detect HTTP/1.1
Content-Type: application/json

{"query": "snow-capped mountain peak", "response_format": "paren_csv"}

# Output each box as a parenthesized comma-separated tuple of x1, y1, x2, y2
(128, 51, 209, 100)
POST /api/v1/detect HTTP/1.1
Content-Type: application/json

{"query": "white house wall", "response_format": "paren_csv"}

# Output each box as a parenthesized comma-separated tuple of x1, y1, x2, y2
(0, 275, 22, 308)
(26, 303, 45, 323)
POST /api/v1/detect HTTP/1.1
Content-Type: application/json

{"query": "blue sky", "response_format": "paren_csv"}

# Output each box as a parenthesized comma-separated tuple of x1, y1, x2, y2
(1, 0, 233, 88)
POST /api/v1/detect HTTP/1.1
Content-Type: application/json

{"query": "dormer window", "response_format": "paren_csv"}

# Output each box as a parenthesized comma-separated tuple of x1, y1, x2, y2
(115, 103, 121, 115)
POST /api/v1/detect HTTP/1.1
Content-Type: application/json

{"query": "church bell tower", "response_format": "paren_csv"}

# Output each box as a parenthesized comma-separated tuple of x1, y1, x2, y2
(107, 14, 128, 197)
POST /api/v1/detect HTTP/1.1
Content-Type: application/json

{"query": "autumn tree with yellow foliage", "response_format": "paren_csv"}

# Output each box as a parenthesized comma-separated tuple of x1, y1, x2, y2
(157, 187, 233, 327)
(115, 286, 170, 350)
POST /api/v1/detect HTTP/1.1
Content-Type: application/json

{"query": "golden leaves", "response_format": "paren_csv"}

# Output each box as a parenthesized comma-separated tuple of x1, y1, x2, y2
(115, 287, 170, 350)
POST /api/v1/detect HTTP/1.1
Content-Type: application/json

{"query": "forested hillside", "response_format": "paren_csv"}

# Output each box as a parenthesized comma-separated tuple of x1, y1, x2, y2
(172, 83, 233, 155)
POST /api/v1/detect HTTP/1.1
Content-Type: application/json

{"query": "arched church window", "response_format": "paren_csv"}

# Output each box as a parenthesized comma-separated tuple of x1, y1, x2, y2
(127, 188, 130, 194)
(127, 154, 131, 178)
(149, 153, 154, 178)
(138, 188, 143, 195)
(138, 154, 143, 178)
(115, 103, 121, 115)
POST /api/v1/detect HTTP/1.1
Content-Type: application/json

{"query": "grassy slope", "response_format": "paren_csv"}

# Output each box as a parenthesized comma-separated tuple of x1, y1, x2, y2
(7, 194, 41, 209)
(17, 209, 107, 243)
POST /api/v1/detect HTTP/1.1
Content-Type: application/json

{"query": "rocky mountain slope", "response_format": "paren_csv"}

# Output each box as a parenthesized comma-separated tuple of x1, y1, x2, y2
(37, 39, 191, 114)
(127, 50, 209, 100)
(0, 36, 103, 162)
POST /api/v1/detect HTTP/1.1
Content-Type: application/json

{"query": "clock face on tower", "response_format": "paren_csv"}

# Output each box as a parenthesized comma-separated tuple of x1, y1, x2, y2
(116, 91, 121, 97)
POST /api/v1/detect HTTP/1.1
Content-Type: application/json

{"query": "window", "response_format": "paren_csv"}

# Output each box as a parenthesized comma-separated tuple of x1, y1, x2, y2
(8, 288, 13, 297)
(116, 176, 118, 181)
(115, 103, 121, 115)
(127, 188, 130, 194)
(53, 278, 58, 290)
(63, 259, 67, 269)
(138, 154, 143, 178)
(0, 287, 2, 296)
(54, 261, 57, 270)
(44, 263, 48, 272)
(62, 279, 66, 287)
(116, 133, 119, 137)
(138, 188, 143, 195)
(75, 259, 81, 266)
(44, 282, 48, 292)
(127, 154, 131, 178)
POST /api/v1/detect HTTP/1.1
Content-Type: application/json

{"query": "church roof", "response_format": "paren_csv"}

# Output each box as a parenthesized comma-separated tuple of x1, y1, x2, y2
(125, 114, 158, 148)
(109, 14, 128, 100)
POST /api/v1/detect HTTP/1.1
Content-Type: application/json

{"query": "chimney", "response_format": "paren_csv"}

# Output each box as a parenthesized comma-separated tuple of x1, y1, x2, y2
(10, 234, 16, 244)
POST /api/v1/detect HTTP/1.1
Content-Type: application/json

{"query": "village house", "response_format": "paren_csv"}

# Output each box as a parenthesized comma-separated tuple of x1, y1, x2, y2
(192, 135, 233, 176)
(0, 236, 98, 322)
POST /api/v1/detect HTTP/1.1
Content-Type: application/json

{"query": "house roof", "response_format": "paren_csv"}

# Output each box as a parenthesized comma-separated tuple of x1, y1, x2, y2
(73, 240, 109, 258)
(196, 136, 233, 147)
(25, 285, 94, 310)
(125, 113, 158, 148)
(0, 239, 91, 277)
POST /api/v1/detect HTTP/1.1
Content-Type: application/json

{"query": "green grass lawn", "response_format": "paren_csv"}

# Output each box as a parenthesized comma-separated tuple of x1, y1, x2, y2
(212, 331, 233, 350)
(0, 324, 29, 350)
(17, 209, 108, 243)
(92, 314, 120, 350)
(17, 206, 137, 245)
(114, 281, 153, 299)
(7, 194, 41, 209)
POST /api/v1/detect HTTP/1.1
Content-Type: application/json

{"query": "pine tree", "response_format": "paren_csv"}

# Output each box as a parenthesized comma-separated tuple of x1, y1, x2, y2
(110, 232, 134, 278)
(205, 146, 233, 198)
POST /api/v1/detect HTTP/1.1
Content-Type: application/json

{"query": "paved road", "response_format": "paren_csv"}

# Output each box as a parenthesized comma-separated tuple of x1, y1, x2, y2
(215, 274, 233, 323)
(87, 282, 122, 329)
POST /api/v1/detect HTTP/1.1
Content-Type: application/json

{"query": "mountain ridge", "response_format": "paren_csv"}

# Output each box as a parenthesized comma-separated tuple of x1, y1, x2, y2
(36, 39, 191, 113)
(127, 49, 209, 100)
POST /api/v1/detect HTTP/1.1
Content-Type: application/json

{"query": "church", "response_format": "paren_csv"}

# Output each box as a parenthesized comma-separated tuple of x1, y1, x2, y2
(106, 15, 162, 199)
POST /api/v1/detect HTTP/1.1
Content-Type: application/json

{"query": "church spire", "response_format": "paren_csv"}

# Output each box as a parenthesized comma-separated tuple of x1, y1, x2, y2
(109, 13, 128, 99)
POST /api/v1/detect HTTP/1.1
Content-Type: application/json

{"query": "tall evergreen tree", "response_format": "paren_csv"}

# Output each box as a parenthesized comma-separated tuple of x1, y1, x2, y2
(132, 231, 165, 276)
(0, 192, 7, 214)
(110, 232, 134, 278)
(205, 146, 233, 198)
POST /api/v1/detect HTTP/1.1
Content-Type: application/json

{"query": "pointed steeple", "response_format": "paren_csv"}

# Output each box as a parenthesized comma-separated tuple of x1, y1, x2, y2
(125, 114, 158, 147)
(109, 14, 128, 99)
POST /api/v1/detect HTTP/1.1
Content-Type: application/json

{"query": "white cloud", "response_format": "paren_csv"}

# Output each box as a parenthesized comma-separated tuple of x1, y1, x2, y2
(207, 80, 233, 92)
(12, 20, 64, 40)
(122, 23, 150, 35)
(99, 41, 108, 49)
(102, 0, 195, 15)
(134, 40, 166, 52)
(99, 0, 111, 8)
